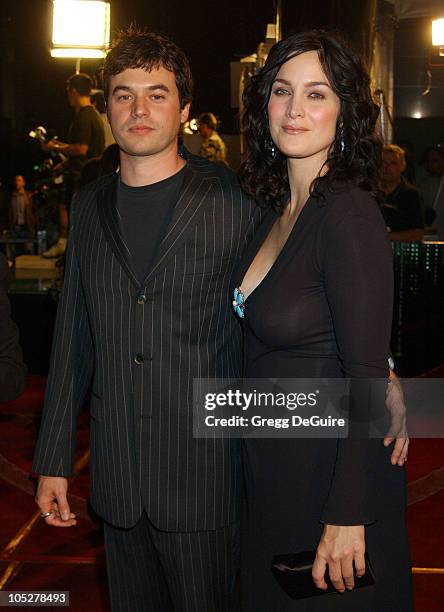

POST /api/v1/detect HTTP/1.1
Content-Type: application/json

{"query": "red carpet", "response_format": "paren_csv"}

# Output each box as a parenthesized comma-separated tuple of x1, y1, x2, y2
(0, 375, 443, 610)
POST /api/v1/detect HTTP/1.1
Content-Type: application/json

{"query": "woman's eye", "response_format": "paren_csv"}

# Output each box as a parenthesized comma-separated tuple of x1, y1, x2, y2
(272, 88, 290, 96)
(308, 92, 324, 99)
(118, 95, 132, 101)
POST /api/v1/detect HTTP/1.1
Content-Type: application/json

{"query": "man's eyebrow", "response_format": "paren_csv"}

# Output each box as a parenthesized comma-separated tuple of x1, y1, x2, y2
(272, 78, 331, 88)
(112, 84, 170, 95)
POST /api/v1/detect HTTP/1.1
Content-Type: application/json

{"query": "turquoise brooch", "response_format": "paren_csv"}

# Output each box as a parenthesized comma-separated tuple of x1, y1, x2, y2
(232, 287, 245, 319)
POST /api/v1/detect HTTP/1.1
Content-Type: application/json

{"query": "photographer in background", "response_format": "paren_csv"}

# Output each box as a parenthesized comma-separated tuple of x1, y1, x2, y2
(380, 144, 424, 241)
(198, 112, 228, 166)
(0, 252, 26, 402)
(41, 73, 105, 257)
(419, 146, 444, 239)
(91, 90, 115, 148)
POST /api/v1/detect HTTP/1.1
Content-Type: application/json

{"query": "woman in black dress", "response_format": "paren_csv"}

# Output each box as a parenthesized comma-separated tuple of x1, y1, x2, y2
(233, 32, 412, 610)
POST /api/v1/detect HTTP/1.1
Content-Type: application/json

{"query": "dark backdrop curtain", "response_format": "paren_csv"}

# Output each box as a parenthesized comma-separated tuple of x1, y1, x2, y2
(282, 0, 378, 66)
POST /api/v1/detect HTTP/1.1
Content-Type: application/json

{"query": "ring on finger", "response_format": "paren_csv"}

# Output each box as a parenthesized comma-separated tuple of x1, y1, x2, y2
(40, 511, 54, 519)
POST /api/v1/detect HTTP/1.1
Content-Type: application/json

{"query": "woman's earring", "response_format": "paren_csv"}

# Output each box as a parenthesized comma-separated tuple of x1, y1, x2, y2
(339, 123, 346, 153)
(267, 138, 277, 159)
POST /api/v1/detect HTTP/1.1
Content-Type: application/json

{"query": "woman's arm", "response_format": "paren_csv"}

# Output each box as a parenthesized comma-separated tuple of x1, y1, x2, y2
(313, 193, 395, 590)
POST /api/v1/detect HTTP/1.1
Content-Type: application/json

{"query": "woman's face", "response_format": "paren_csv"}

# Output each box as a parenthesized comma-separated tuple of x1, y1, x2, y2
(267, 50, 340, 165)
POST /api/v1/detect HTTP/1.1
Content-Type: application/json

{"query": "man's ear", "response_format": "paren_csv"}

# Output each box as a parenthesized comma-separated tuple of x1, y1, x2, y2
(180, 103, 191, 124)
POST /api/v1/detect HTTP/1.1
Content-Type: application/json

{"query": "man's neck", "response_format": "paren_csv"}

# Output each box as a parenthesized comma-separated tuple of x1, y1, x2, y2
(74, 97, 91, 112)
(119, 144, 185, 187)
(382, 179, 401, 195)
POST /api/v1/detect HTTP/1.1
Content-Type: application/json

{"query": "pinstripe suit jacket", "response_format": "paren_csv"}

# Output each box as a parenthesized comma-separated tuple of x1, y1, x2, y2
(32, 152, 259, 531)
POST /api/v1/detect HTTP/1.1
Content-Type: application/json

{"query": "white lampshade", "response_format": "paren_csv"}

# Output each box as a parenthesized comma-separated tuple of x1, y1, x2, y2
(51, 0, 110, 59)
(432, 18, 444, 46)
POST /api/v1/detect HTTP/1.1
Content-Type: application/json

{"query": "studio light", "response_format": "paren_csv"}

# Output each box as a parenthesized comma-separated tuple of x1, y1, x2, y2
(432, 18, 444, 56)
(50, 0, 110, 60)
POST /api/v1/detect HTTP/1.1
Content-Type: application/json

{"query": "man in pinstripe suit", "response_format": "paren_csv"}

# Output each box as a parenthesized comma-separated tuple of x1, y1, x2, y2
(33, 28, 257, 611)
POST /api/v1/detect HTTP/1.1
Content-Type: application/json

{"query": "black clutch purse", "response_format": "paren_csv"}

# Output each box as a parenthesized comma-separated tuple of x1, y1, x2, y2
(271, 550, 375, 600)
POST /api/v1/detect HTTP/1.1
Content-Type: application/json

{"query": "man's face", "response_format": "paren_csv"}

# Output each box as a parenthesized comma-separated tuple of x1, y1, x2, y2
(425, 150, 444, 177)
(382, 151, 403, 184)
(15, 175, 25, 191)
(107, 66, 190, 159)
(198, 123, 211, 138)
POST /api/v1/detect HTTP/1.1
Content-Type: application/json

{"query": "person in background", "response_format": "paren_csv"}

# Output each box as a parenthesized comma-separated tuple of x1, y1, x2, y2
(7, 175, 36, 260)
(397, 140, 417, 185)
(380, 144, 423, 241)
(9, 175, 35, 236)
(78, 143, 120, 188)
(0, 178, 10, 238)
(198, 112, 228, 166)
(91, 90, 116, 148)
(418, 146, 444, 238)
(0, 252, 26, 402)
(41, 73, 105, 257)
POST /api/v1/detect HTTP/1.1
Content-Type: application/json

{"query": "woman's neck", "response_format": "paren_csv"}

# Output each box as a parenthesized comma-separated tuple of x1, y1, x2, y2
(286, 152, 328, 213)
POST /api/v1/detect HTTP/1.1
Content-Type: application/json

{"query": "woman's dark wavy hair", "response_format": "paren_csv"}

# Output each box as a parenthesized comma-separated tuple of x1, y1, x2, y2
(239, 30, 382, 209)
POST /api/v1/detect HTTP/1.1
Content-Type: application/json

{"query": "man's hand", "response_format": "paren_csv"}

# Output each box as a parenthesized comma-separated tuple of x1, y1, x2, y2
(384, 371, 409, 466)
(40, 139, 62, 153)
(312, 524, 365, 592)
(35, 476, 77, 527)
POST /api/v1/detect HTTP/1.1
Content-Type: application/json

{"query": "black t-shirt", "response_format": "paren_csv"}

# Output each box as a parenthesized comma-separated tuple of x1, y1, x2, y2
(116, 166, 186, 283)
(67, 105, 105, 173)
(380, 181, 423, 231)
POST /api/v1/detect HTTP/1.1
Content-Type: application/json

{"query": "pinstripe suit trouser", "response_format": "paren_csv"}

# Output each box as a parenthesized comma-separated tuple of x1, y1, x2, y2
(104, 512, 240, 612)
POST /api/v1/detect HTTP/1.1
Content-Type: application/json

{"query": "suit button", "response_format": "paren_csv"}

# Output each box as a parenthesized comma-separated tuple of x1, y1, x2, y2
(136, 292, 147, 305)
(134, 354, 145, 364)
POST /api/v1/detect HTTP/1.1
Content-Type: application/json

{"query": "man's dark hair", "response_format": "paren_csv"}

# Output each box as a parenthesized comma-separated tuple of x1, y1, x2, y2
(199, 112, 218, 130)
(103, 26, 193, 109)
(240, 30, 382, 209)
(66, 73, 93, 96)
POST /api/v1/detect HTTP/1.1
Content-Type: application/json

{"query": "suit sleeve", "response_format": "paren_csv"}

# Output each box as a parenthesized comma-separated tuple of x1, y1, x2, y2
(0, 255, 26, 402)
(32, 199, 94, 477)
(242, 193, 264, 253)
(320, 201, 394, 525)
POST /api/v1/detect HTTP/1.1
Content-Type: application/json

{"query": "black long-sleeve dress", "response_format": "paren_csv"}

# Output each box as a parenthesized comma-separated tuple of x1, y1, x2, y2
(233, 183, 412, 611)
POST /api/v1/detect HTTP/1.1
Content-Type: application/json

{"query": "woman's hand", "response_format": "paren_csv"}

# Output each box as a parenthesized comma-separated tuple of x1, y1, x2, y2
(312, 524, 365, 592)
(384, 370, 409, 466)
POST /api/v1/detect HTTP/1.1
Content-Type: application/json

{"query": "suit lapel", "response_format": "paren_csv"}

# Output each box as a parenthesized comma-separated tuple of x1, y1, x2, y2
(97, 174, 140, 287)
(142, 158, 218, 284)
(97, 155, 218, 288)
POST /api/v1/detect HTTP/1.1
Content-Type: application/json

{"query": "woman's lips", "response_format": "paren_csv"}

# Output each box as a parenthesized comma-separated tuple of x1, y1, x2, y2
(282, 125, 309, 134)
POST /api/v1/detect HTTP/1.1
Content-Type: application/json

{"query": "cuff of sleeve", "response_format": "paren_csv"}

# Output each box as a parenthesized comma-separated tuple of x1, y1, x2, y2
(319, 510, 376, 526)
